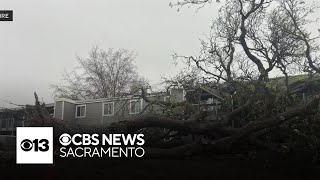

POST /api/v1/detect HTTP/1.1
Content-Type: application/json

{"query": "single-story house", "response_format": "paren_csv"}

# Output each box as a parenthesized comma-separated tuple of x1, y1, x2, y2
(53, 86, 224, 126)
(53, 88, 188, 126)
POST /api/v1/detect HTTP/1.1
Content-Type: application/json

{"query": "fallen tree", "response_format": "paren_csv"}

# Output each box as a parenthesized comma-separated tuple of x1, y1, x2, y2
(23, 0, 320, 163)
(24, 91, 320, 162)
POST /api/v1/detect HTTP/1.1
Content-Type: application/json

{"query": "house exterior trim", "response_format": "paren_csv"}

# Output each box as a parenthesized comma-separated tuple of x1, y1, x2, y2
(61, 101, 65, 120)
(75, 104, 86, 118)
(129, 99, 143, 114)
(102, 102, 114, 116)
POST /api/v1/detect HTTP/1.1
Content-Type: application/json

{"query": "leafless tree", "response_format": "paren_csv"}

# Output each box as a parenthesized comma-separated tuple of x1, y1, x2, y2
(53, 46, 148, 99)
(172, 0, 319, 112)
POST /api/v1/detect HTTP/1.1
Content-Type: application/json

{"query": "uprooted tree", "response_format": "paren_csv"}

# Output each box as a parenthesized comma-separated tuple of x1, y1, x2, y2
(27, 0, 320, 162)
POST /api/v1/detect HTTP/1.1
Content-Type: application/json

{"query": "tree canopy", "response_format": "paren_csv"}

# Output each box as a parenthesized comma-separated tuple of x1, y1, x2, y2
(53, 47, 148, 100)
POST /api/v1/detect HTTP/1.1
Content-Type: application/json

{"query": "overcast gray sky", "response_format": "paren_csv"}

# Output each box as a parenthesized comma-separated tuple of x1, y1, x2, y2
(0, 0, 319, 108)
(0, 0, 220, 107)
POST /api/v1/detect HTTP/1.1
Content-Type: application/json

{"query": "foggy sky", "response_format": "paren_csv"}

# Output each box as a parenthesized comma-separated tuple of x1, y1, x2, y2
(0, 0, 220, 107)
(0, 0, 318, 108)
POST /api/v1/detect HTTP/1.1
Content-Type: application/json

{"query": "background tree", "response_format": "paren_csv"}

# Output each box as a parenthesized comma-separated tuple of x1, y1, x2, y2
(53, 46, 148, 99)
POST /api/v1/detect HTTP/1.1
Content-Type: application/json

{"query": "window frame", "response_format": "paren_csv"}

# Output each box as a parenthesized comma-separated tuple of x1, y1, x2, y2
(103, 102, 115, 116)
(75, 104, 86, 118)
(164, 96, 170, 102)
(129, 99, 143, 114)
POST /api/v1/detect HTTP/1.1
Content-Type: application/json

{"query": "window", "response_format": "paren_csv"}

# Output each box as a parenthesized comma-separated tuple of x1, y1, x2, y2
(182, 89, 186, 101)
(103, 102, 114, 116)
(164, 96, 170, 102)
(75, 105, 86, 118)
(130, 99, 142, 114)
(8, 119, 13, 129)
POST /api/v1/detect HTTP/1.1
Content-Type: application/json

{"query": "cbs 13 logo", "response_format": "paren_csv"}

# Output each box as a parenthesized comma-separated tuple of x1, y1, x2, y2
(16, 127, 53, 164)
(20, 138, 50, 152)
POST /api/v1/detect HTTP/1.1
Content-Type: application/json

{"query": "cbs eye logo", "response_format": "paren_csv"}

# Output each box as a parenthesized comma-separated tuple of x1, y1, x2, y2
(20, 139, 50, 152)
(59, 133, 71, 146)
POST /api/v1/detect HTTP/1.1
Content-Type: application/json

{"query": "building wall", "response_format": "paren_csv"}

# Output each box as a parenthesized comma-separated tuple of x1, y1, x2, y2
(54, 101, 63, 120)
(0, 109, 25, 135)
(56, 90, 185, 126)
(75, 102, 103, 126)
(103, 100, 127, 125)
(102, 98, 153, 125)
(62, 97, 166, 126)
(64, 102, 75, 122)
(170, 88, 184, 103)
